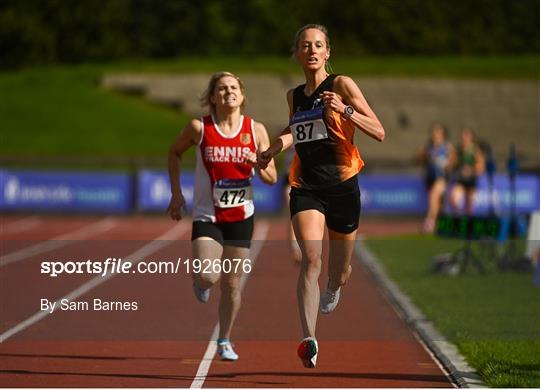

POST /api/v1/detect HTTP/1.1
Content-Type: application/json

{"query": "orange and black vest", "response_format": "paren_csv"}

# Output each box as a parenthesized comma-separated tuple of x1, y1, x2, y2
(289, 74, 364, 189)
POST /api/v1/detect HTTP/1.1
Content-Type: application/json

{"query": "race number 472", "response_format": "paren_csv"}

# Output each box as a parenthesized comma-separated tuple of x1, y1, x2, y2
(219, 189, 246, 206)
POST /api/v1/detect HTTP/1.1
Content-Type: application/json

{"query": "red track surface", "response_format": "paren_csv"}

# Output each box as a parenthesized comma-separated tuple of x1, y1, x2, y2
(0, 215, 451, 388)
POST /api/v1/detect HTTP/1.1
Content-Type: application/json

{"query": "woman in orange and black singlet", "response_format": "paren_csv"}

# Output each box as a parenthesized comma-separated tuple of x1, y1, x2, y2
(258, 24, 385, 368)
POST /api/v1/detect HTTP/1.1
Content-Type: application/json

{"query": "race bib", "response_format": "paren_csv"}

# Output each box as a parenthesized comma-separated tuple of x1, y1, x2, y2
(290, 107, 328, 145)
(213, 178, 252, 208)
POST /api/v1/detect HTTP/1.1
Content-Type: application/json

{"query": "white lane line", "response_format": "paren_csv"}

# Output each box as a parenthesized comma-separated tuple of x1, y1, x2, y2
(0, 217, 117, 268)
(0, 216, 42, 235)
(190, 220, 270, 389)
(191, 325, 219, 388)
(354, 236, 480, 388)
(0, 221, 190, 343)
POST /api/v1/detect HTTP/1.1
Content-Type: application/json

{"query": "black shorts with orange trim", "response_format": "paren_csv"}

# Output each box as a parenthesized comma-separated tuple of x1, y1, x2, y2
(289, 175, 361, 234)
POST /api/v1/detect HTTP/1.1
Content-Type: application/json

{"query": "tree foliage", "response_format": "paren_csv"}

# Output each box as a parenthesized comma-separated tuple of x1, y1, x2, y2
(1, 0, 538, 68)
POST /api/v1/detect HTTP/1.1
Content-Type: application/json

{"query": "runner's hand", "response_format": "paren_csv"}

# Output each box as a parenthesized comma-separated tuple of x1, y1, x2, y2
(320, 91, 346, 115)
(244, 151, 257, 165)
(167, 193, 186, 221)
(257, 149, 273, 170)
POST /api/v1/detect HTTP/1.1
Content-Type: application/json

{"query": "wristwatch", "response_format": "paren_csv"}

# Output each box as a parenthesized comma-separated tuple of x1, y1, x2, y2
(343, 105, 354, 119)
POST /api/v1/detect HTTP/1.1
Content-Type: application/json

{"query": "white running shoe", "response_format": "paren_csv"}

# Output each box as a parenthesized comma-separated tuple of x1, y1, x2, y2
(192, 283, 210, 303)
(319, 284, 341, 314)
(297, 337, 318, 368)
(217, 340, 239, 361)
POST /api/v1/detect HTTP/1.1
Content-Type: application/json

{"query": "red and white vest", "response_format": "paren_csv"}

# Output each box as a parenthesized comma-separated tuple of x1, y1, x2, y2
(192, 114, 257, 223)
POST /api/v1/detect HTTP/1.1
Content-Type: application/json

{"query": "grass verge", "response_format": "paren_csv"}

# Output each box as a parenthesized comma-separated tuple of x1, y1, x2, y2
(365, 235, 540, 387)
(1, 55, 537, 164)
(101, 55, 540, 79)
(0, 66, 192, 167)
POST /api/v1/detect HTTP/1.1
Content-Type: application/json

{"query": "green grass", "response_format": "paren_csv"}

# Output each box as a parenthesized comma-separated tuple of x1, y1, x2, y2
(0, 66, 192, 167)
(101, 55, 540, 78)
(366, 235, 540, 387)
(0, 55, 537, 166)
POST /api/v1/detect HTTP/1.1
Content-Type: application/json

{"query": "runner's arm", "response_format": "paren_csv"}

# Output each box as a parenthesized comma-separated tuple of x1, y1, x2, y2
(253, 121, 278, 184)
(167, 119, 201, 220)
(326, 75, 385, 142)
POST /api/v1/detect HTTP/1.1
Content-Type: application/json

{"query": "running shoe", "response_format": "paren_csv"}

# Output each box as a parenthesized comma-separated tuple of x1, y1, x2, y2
(217, 339, 239, 361)
(297, 337, 318, 368)
(319, 284, 341, 314)
(192, 283, 210, 303)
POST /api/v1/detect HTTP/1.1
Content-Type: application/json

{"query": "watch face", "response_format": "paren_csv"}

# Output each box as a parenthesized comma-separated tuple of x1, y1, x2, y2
(345, 106, 354, 116)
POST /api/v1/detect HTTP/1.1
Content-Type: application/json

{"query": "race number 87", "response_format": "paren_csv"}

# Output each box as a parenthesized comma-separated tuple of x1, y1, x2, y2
(295, 123, 314, 141)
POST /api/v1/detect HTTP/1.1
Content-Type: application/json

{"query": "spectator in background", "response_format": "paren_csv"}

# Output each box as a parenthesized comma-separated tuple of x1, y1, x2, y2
(419, 123, 455, 233)
(450, 127, 485, 215)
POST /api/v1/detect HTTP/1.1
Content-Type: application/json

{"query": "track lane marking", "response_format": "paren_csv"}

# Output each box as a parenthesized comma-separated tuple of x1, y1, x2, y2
(190, 220, 270, 389)
(354, 235, 456, 387)
(0, 216, 42, 235)
(0, 217, 117, 268)
(0, 221, 190, 343)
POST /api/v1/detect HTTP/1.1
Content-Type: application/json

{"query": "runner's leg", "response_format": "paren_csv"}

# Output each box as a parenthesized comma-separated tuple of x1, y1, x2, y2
(292, 210, 325, 338)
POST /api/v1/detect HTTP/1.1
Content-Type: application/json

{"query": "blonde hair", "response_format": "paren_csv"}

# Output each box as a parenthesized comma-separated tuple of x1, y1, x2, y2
(200, 72, 247, 114)
(292, 24, 333, 73)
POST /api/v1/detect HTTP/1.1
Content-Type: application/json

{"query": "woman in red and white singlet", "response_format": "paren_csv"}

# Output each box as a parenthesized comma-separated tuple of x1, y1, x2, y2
(167, 72, 277, 361)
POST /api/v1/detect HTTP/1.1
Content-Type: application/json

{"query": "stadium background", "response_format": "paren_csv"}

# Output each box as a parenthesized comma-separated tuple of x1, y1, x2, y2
(1, 0, 539, 387)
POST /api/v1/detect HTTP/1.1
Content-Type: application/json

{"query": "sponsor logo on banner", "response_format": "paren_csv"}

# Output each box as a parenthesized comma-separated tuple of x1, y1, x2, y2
(0, 169, 133, 212)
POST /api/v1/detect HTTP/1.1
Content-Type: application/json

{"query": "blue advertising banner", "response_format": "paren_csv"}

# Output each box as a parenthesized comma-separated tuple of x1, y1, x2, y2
(137, 170, 283, 213)
(465, 174, 540, 214)
(359, 174, 427, 214)
(359, 173, 540, 215)
(1, 169, 537, 215)
(137, 170, 194, 211)
(0, 169, 133, 213)
(140, 171, 539, 215)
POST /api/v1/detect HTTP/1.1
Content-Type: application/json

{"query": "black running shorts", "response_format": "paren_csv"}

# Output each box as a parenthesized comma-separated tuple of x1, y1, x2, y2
(289, 175, 361, 234)
(191, 216, 254, 248)
(456, 175, 477, 190)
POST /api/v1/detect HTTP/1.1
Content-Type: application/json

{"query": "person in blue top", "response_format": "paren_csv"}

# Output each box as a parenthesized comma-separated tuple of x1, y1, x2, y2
(419, 123, 455, 232)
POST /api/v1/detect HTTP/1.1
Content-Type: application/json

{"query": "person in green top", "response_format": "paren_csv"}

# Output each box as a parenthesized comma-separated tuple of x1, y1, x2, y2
(450, 128, 485, 215)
